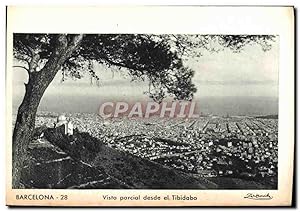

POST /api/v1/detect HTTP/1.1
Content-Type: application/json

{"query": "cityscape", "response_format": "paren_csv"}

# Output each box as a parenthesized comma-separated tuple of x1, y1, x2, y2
(22, 110, 278, 189)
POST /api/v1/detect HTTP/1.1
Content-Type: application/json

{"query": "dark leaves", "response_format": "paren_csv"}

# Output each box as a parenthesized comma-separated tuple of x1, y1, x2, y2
(13, 34, 276, 102)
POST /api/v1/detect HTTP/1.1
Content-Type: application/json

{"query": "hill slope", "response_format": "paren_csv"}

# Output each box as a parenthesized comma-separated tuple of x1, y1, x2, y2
(40, 126, 217, 189)
(21, 126, 268, 189)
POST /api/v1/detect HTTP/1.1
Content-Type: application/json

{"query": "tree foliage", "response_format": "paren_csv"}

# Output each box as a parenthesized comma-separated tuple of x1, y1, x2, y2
(13, 34, 276, 102)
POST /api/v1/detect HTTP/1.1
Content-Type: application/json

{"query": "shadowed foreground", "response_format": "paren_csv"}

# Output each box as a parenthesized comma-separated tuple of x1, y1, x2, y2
(20, 126, 269, 189)
(21, 126, 217, 189)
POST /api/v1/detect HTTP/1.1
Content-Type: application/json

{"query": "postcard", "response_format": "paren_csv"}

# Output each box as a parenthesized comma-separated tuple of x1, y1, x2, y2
(6, 6, 295, 206)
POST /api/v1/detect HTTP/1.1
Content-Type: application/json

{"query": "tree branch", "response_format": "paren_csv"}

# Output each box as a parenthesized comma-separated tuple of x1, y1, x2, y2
(101, 56, 145, 76)
(39, 34, 84, 81)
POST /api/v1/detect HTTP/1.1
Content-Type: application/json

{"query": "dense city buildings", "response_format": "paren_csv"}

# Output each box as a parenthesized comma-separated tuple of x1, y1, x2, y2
(15, 111, 278, 188)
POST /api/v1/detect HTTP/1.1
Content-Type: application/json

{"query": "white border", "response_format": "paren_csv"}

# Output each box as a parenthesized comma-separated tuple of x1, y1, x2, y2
(3, 4, 296, 208)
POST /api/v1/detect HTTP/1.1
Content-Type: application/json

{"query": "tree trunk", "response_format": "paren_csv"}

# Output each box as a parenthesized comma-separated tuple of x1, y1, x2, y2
(12, 73, 48, 188)
(12, 34, 83, 188)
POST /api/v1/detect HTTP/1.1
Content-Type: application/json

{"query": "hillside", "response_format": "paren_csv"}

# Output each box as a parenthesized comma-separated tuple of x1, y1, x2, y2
(22, 139, 127, 189)
(21, 125, 269, 189)
(22, 126, 217, 189)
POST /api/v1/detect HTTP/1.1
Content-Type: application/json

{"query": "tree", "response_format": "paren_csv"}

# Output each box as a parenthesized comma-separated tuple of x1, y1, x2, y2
(12, 34, 275, 188)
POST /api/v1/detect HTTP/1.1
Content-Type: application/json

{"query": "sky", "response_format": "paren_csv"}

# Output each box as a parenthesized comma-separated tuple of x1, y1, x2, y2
(12, 35, 279, 114)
